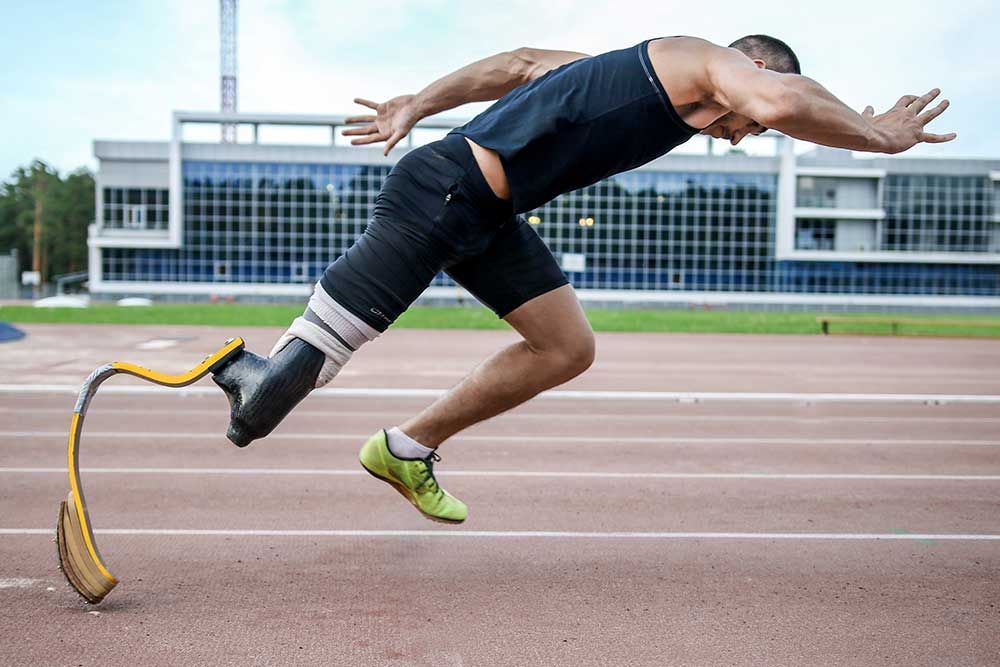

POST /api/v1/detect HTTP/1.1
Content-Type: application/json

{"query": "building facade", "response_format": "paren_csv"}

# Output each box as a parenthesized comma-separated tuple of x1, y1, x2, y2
(90, 112, 1000, 310)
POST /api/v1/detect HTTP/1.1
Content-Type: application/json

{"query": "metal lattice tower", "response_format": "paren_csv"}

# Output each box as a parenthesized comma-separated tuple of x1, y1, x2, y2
(220, 0, 238, 142)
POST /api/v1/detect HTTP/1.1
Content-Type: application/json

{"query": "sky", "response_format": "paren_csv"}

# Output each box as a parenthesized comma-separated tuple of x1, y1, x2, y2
(2, 0, 999, 179)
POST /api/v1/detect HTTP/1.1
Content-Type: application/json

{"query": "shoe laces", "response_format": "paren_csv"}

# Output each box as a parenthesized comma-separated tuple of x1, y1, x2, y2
(417, 451, 443, 496)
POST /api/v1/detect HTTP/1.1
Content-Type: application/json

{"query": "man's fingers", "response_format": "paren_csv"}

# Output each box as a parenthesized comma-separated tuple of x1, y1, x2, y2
(350, 133, 388, 146)
(920, 131, 957, 144)
(894, 95, 918, 109)
(353, 98, 380, 110)
(918, 99, 950, 125)
(344, 114, 376, 125)
(907, 88, 940, 114)
(382, 129, 407, 156)
(862, 105, 875, 119)
(341, 125, 378, 137)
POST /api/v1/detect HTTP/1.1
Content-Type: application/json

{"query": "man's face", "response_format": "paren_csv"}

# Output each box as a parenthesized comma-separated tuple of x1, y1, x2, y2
(700, 55, 769, 146)
(700, 113, 768, 146)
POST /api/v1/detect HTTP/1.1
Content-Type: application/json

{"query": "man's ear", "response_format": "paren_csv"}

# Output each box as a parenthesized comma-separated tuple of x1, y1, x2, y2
(752, 58, 766, 70)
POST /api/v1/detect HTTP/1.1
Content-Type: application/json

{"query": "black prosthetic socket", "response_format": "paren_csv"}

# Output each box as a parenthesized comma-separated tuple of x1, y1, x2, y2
(211, 338, 325, 447)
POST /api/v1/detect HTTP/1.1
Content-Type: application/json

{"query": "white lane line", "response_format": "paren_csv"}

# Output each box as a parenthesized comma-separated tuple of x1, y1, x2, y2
(2, 431, 997, 446)
(3, 467, 1000, 481)
(4, 406, 1000, 425)
(2, 384, 1000, 404)
(0, 577, 41, 589)
(1, 528, 998, 540)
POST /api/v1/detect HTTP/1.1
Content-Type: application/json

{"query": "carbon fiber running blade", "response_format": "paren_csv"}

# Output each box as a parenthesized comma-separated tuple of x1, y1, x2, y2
(56, 494, 116, 604)
(55, 338, 246, 604)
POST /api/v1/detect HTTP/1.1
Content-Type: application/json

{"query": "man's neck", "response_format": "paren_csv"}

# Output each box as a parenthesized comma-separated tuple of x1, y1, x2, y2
(673, 101, 727, 130)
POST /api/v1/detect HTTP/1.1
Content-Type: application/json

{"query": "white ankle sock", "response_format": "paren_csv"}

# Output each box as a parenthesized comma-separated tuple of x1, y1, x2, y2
(386, 427, 434, 459)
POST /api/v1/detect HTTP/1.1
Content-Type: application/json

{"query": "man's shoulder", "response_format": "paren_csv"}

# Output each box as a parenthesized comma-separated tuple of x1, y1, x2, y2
(646, 36, 723, 58)
(644, 37, 728, 110)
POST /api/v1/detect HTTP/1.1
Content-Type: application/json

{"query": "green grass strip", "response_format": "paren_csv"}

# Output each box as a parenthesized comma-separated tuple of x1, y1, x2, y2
(2, 303, 999, 337)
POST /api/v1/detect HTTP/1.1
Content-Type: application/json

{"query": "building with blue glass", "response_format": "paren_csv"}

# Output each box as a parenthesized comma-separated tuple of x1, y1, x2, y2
(90, 112, 1000, 310)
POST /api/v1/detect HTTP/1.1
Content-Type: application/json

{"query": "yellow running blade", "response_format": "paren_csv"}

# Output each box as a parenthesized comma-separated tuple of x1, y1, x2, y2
(56, 337, 245, 604)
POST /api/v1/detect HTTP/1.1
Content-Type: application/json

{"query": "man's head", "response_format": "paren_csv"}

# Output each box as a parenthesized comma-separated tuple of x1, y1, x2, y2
(728, 34, 801, 75)
(701, 34, 801, 145)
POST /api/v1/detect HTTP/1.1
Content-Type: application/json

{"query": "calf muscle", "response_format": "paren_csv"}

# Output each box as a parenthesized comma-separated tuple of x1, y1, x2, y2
(400, 285, 594, 447)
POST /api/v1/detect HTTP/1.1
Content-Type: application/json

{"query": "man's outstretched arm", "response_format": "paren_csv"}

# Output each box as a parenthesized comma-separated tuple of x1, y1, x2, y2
(343, 47, 589, 155)
(705, 47, 956, 154)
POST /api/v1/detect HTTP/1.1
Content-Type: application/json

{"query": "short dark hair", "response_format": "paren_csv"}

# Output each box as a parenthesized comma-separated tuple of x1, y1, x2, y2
(729, 34, 801, 75)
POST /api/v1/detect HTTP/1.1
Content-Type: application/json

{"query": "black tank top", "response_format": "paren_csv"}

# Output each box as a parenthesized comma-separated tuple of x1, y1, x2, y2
(450, 39, 699, 214)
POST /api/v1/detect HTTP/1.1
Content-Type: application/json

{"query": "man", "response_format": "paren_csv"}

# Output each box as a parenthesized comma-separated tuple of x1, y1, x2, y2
(213, 35, 955, 523)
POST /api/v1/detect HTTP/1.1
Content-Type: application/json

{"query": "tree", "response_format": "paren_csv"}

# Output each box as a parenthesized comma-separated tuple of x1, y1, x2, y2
(0, 161, 94, 285)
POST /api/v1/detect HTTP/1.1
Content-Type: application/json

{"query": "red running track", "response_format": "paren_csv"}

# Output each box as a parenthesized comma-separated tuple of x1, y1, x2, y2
(1, 324, 999, 665)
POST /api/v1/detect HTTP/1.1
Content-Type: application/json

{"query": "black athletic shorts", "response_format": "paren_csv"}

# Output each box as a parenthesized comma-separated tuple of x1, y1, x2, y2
(320, 133, 568, 332)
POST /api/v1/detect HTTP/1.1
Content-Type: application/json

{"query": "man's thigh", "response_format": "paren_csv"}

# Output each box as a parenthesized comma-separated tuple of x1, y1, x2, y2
(445, 215, 570, 322)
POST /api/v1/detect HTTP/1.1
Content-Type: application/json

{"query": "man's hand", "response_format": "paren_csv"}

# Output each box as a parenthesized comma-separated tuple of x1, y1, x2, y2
(341, 95, 421, 156)
(864, 89, 957, 154)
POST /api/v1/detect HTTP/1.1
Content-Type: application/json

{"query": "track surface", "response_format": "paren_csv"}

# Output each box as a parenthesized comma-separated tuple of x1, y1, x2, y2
(1, 324, 999, 665)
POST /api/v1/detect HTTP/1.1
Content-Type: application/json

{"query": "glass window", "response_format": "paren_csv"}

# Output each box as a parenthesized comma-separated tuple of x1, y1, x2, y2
(795, 219, 836, 250)
(126, 205, 146, 229)
(796, 176, 879, 209)
(102, 159, 999, 297)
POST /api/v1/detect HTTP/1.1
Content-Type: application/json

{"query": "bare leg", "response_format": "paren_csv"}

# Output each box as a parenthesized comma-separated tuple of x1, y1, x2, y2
(400, 284, 595, 447)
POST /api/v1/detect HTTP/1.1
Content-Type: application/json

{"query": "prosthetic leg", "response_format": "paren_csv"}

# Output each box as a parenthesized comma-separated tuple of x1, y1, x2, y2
(211, 337, 325, 447)
(56, 338, 245, 604)
(210, 280, 377, 448)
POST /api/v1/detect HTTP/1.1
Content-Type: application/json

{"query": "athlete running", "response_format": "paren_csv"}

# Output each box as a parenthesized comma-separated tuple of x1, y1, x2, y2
(212, 35, 955, 523)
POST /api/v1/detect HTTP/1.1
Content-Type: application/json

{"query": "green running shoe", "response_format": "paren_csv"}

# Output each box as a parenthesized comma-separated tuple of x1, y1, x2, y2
(358, 430, 468, 524)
